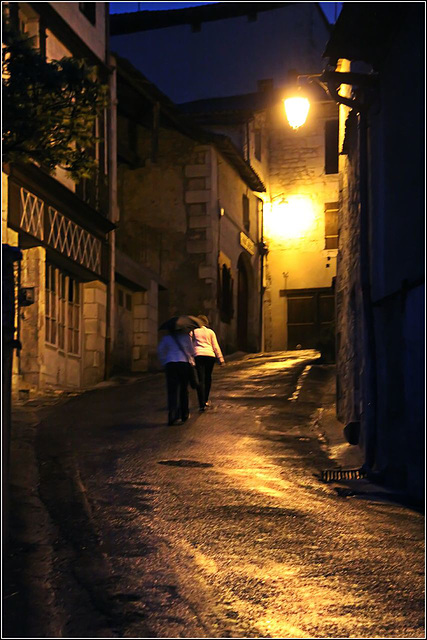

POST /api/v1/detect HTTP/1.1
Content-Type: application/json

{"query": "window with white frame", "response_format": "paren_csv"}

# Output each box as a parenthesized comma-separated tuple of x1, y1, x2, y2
(45, 263, 81, 355)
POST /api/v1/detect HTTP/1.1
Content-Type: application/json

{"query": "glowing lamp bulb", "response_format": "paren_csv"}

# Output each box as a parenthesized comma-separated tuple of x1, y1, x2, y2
(284, 96, 310, 129)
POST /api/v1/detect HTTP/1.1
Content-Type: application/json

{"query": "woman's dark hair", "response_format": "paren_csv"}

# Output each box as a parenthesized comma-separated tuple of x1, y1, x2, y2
(197, 315, 209, 326)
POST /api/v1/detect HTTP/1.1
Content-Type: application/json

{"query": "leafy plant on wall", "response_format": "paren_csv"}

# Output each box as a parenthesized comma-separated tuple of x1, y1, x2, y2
(2, 11, 108, 182)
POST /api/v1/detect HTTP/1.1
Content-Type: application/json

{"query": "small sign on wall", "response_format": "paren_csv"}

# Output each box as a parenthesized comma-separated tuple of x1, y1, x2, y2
(239, 232, 255, 255)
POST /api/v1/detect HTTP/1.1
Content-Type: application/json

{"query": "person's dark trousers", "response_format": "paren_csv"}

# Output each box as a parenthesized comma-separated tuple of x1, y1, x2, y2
(165, 362, 190, 424)
(195, 356, 216, 408)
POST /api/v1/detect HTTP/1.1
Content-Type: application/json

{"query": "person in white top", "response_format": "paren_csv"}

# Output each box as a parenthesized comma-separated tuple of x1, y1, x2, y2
(191, 315, 224, 411)
(157, 330, 196, 425)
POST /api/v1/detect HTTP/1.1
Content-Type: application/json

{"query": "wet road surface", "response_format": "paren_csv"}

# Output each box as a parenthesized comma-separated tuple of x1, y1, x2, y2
(38, 352, 425, 638)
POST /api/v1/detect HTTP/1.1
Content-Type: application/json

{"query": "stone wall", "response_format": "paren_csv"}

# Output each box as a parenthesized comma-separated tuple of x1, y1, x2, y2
(132, 281, 158, 371)
(17, 247, 45, 391)
(263, 101, 339, 350)
(217, 157, 261, 353)
(335, 107, 361, 425)
(335, 14, 424, 500)
(117, 124, 210, 323)
(82, 281, 107, 387)
(117, 118, 261, 357)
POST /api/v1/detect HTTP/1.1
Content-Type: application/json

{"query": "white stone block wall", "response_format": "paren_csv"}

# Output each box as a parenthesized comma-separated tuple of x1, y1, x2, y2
(82, 281, 107, 386)
(15, 247, 46, 392)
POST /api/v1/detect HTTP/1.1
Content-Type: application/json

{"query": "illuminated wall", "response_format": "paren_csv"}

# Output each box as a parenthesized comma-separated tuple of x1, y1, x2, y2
(263, 100, 339, 351)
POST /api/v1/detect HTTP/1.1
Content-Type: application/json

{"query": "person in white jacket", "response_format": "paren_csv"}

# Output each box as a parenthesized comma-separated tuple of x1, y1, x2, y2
(191, 315, 224, 412)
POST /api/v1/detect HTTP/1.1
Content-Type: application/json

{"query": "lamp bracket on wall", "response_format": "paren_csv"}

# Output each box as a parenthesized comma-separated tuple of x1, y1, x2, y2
(321, 66, 379, 113)
(294, 68, 378, 113)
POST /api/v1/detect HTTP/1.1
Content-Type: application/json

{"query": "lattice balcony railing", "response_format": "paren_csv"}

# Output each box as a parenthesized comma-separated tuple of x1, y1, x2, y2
(47, 207, 102, 275)
(20, 189, 44, 240)
(19, 188, 103, 277)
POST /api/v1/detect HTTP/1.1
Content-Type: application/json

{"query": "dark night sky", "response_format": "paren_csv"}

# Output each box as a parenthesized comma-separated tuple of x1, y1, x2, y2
(109, 2, 343, 24)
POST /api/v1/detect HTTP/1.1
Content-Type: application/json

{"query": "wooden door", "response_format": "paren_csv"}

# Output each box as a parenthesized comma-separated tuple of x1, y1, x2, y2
(286, 288, 334, 349)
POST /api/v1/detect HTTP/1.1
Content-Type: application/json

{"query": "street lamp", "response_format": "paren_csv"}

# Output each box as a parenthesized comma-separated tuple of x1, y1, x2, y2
(283, 73, 328, 129)
(283, 92, 311, 130)
(284, 69, 378, 130)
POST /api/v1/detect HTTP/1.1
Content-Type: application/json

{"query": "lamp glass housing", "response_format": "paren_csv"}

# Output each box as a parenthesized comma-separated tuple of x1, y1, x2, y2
(284, 96, 310, 129)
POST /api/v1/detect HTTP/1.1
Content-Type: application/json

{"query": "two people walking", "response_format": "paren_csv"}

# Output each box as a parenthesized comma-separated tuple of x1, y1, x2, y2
(157, 315, 224, 425)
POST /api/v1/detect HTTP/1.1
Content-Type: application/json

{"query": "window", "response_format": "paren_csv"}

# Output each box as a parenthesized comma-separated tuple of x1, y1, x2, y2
(58, 273, 66, 350)
(117, 287, 132, 311)
(45, 264, 81, 354)
(256, 197, 264, 241)
(68, 277, 80, 355)
(324, 202, 339, 249)
(325, 119, 339, 174)
(45, 264, 57, 345)
(242, 195, 250, 233)
(79, 3, 96, 25)
(254, 129, 262, 161)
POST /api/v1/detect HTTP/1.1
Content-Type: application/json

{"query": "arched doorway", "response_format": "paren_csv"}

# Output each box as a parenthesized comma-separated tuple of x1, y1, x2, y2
(237, 254, 250, 351)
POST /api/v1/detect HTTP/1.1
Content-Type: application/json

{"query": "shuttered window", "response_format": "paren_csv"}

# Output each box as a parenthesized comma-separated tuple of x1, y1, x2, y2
(325, 119, 339, 174)
(242, 195, 250, 232)
(325, 202, 339, 249)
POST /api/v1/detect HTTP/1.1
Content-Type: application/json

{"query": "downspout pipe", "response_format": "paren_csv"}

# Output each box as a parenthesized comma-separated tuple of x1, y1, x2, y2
(104, 10, 118, 380)
(324, 66, 378, 474)
(259, 205, 264, 353)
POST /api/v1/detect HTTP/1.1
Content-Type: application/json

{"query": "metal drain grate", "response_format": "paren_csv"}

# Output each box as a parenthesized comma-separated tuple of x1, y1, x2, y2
(321, 468, 367, 482)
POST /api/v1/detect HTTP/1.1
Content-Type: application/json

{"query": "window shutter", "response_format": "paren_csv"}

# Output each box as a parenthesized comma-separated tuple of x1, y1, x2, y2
(324, 202, 339, 249)
(325, 120, 339, 174)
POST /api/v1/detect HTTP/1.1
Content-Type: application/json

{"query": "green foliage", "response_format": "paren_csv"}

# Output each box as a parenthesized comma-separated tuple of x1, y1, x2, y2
(2, 21, 109, 181)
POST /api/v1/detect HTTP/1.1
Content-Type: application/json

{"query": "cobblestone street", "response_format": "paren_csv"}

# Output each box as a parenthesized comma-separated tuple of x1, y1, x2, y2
(4, 352, 424, 638)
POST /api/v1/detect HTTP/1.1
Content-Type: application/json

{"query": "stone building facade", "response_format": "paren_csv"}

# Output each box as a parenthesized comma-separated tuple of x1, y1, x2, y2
(324, 4, 425, 500)
(263, 94, 339, 353)
(114, 57, 265, 367)
(110, 1, 337, 355)
(2, 2, 117, 393)
(179, 85, 339, 353)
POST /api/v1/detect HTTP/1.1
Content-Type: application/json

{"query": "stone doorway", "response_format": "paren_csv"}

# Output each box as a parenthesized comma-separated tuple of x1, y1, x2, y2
(237, 254, 250, 351)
